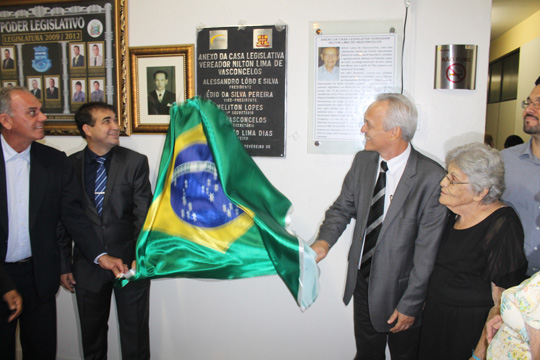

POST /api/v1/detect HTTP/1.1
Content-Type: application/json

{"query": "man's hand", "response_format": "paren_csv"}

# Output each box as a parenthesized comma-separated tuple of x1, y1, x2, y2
(97, 254, 127, 277)
(60, 273, 76, 293)
(387, 309, 414, 333)
(311, 240, 330, 263)
(3, 289, 22, 322)
(486, 315, 503, 343)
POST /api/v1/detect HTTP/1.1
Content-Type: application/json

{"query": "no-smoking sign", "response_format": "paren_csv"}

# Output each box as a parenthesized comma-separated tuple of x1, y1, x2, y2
(446, 63, 466, 83)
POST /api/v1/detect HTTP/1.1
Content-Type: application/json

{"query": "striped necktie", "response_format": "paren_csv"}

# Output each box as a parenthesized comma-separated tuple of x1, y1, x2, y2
(359, 161, 388, 279)
(94, 156, 107, 216)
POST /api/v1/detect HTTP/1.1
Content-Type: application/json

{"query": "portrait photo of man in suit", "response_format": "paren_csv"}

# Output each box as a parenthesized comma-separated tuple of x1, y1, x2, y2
(89, 44, 103, 67)
(90, 80, 104, 102)
(29, 79, 41, 99)
(147, 69, 176, 115)
(72, 45, 85, 67)
(73, 80, 86, 103)
(59, 102, 152, 360)
(2, 49, 14, 70)
(46, 77, 59, 99)
(0, 87, 126, 359)
(312, 93, 447, 360)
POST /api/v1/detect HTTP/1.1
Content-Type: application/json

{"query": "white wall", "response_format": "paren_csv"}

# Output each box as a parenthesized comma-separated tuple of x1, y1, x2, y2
(48, 0, 492, 359)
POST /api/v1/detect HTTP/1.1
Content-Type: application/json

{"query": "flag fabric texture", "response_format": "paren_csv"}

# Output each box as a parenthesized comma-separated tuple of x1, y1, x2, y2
(123, 97, 318, 310)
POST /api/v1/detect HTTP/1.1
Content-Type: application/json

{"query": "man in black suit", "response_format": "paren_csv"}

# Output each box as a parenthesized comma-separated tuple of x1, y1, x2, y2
(30, 79, 41, 99)
(46, 78, 59, 99)
(72, 45, 85, 67)
(0, 264, 22, 323)
(147, 70, 176, 115)
(2, 49, 14, 70)
(60, 102, 152, 359)
(0, 87, 126, 359)
(312, 94, 447, 360)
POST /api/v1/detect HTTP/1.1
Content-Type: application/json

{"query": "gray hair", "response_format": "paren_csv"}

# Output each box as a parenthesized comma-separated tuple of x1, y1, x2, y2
(375, 93, 417, 142)
(0, 86, 30, 117)
(445, 142, 505, 204)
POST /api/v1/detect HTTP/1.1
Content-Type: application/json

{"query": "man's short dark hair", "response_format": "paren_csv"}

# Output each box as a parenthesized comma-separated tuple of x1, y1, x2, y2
(74, 45, 80, 50)
(75, 81, 82, 87)
(536, 76, 540, 86)
(74, 102, 116, 139)
(153, 70, 168, 80)
(93, 81, 100, 86)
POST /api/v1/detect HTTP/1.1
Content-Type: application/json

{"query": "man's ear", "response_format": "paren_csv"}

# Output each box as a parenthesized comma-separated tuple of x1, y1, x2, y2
(390, 127, 402, 141)
(82, 123, 92, 138)
(0, 113, 12, 130)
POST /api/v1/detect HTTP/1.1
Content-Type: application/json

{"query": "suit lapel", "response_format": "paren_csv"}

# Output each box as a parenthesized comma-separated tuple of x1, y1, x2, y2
(358, 154, 379, 227)
(0, 142, 8, 254)
(379, 148, 419, 235)
(29, 143, 48, 229)
(103, 147, 121, 210)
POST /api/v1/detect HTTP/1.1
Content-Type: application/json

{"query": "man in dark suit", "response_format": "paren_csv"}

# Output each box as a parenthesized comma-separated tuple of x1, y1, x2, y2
(2, 49, 14, 70)
(46, 78, 59, 99)
(59, 102, 152, 359)
(72, 45, 85, 67)
(0, 264, 22, 323)
(30, 79, 41, 99)
(312, 93, 447, 360)
(147, 70, 176, 115)
(0, 87, 126, 359)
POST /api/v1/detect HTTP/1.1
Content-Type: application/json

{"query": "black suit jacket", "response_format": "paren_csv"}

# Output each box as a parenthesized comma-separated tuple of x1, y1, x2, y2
(0, 141, 104, 301)
(317, 147, 447, 332)
(72, 54, 84, 67)
(0, 263, 15, 296)
(59, 146, 152, 292)
(31, 88, 41, 99)
(147, 90, 176, 115)
(3, 58, 14, 69)
(46, 87, 58, 99)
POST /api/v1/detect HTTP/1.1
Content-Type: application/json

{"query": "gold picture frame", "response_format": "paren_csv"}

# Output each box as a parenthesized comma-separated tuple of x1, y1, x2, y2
(129, 45, 195, 133)
(0, 0, 129, 136)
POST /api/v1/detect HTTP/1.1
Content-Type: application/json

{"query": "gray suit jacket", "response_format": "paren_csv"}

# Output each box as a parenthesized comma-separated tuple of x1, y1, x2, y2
(317, 147, 447, 332)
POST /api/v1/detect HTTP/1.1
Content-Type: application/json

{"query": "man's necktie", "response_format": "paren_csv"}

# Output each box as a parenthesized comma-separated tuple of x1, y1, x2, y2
(158, 93, 162, 102)
(360, 161, 388, 279)
(94, 58, 97, 66)
(94, 156, 107, 216)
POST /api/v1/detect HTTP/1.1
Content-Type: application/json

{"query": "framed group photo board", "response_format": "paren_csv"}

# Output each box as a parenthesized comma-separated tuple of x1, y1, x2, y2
(0, 0, 129, 135)
(129, 45, 195, 133)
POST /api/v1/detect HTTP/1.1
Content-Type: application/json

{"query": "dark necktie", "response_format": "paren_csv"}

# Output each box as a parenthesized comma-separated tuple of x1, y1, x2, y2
(94, 156, 107, 216)
(360, 161, 388, 279)
(94, 57, 97, 66)
(158, 93, 163, 102)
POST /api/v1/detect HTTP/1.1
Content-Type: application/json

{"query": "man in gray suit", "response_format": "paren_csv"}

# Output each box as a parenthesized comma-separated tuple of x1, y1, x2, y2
(312, 93, 447, 360)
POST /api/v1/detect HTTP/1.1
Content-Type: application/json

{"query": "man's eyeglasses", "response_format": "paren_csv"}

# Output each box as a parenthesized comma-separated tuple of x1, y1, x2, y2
(521, 99, 540, 110)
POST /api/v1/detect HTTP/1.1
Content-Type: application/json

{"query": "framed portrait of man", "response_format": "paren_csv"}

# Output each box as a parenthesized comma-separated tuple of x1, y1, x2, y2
(70, 43, 86, 68)
(44, 76, 60, 100)
(129, 45, 195, 133)
(89, 42, 104, 67)
(27, 77, 43, 99)
(89, 78, 105, 102)
(1, 47, 15, 71)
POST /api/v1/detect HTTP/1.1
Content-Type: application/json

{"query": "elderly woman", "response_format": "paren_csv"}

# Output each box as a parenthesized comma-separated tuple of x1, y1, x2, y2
(418, 142, 527, 360)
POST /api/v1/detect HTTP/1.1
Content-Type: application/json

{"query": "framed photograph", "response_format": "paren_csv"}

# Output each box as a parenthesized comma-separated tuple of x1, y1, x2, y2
(0, 0, 129, 136)
(130, 45, 195, 133)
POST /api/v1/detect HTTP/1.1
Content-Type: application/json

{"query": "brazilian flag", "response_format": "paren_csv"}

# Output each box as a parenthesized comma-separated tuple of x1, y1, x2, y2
(123, 97, 318, 310)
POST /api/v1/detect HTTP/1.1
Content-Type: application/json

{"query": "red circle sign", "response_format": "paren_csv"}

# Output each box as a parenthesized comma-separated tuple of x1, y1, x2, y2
(446, 63, 466, 83)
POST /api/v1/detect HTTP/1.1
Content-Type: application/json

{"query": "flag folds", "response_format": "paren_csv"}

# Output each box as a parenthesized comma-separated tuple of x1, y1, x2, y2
(124, 97, 318, 310)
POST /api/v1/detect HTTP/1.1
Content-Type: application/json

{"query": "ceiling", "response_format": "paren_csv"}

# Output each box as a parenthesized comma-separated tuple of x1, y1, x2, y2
(491, 0, 540, 40)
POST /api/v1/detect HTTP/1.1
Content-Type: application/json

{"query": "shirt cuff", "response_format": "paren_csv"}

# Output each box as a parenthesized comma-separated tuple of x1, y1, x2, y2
(94, 252, 107, 264)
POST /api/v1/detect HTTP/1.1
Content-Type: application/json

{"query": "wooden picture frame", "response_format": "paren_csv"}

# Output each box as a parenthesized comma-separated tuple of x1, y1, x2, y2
(0, 0, 129, 135)
(129, 45, 195, 133)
